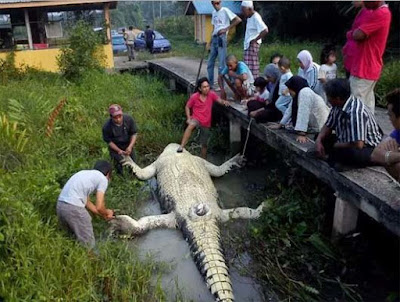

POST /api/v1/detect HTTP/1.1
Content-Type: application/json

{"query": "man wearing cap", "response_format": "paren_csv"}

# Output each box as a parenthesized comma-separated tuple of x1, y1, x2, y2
(56, 160, 114, 249)
(241, 1, 268, 78)
(207, 1, 242, 88)
(102, 104, 138, 174)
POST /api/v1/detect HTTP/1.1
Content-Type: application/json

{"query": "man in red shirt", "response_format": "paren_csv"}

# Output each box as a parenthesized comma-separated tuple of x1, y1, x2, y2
(178, 77, 229, 158)
(349, 1, 391, 114)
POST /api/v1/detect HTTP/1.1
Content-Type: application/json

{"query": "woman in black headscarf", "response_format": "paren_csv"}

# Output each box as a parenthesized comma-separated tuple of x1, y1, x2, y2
(247, 63, 283, 123)
(269, 75, 330, 143)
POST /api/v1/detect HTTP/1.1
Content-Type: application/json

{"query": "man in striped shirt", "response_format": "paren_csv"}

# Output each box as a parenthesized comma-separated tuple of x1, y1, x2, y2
(315, 79, 382, 168)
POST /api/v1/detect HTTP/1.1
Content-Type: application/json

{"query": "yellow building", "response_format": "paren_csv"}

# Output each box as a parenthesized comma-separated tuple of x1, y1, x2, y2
(0, 0, 118, 72)
(184, 1, 242, 45)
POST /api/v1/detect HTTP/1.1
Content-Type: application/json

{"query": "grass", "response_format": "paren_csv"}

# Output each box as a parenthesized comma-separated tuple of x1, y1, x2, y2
(0, 69, 186, 301)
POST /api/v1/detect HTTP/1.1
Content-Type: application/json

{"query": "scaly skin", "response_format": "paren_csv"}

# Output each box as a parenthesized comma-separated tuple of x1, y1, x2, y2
(110, 143, 265, 302)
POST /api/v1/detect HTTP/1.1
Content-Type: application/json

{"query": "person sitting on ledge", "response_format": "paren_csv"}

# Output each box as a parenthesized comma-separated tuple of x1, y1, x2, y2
(371, 89, 400, 181)
(218, 54, 255, 101)
(269, 75, 330, 144)
(247, 63, 282, 123)
(314, 79, 383, 169)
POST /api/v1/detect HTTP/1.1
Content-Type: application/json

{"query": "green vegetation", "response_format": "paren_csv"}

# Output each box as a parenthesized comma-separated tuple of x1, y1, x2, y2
(0, 68, 186, 300)
(57, 21, 106, 80)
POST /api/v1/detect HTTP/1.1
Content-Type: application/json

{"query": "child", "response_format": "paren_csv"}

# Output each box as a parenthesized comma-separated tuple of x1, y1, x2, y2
(275, 57, 293, 114)
(319, 45, 337, 84)
(178, 77, 229, 158)
(242, 76, 269, 105)
(297, 50, 321, 95)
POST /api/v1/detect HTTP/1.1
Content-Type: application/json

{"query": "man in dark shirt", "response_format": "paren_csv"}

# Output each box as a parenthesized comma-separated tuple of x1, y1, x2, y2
(144, 25, 156, 53)
(315, 79, 382, 168)
(102, 104, 138, 174)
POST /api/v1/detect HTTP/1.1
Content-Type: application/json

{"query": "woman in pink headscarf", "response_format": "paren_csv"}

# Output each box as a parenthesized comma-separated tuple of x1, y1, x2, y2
(297, 50, 322, 96)
(342, 2, 370, 78)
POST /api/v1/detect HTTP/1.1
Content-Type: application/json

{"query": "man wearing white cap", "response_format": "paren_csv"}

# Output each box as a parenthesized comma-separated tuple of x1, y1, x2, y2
(207, 1, 242, 88)
(241, 1, 268, 78)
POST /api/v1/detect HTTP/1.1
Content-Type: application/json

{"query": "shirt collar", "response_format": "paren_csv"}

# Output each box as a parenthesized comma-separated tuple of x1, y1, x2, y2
(341, 95, 354, 113)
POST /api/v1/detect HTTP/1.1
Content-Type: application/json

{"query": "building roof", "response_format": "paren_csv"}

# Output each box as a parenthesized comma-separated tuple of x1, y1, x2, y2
(185, 1, 242, 16)
(0, 0, 117, 10)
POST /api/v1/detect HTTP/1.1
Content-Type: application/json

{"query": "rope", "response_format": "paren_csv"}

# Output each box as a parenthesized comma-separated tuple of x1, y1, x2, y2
(242, 118, 254, 156)
(366, 167, 400, 188)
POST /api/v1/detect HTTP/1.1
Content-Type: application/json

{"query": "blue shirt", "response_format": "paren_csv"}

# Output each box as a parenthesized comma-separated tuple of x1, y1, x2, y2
(390, 129, 400, 144)
(221, 61, 254, 84)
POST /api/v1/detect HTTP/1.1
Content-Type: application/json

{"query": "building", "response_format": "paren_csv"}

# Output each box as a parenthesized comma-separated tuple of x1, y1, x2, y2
(0, 0, 118, 72)
(185, 1, 241, 45)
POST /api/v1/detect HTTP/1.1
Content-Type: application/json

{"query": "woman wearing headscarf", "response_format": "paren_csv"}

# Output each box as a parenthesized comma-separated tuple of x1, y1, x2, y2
(269, 76, 330, 143)
(247, 63, 282, 123)
(297, 50, 322, 96)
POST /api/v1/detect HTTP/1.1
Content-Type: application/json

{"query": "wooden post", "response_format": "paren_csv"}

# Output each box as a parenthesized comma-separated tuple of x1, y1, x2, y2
(229, 119, 241, 155)
(24, 9, 33, 50)
(332, 195, 359, 240)
(104, 3, 111, 41)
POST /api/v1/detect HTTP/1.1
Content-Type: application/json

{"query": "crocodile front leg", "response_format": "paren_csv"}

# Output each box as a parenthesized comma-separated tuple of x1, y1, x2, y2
(219, 202, 266, 223)
(109, 213, 177, 236)
(200, 153, 245, 178)
(121, 155, 156, 180)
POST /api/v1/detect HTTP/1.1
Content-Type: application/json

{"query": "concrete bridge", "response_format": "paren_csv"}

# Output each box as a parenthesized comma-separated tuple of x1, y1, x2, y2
(115, 56, 400, 239)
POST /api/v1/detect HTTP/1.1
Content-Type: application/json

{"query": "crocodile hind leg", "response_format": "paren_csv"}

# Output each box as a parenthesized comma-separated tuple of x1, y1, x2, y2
(201, 153, 245, 178)
(109, 213, 177, 236)
(219, 202, 266, 223)
(121, 155, 156, 180)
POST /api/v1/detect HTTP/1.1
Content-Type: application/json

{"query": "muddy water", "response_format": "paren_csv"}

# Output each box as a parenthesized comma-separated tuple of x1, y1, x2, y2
(131, 158, 270, 302)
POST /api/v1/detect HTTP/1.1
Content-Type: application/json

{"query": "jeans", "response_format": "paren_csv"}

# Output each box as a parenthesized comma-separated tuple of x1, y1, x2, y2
(207, 34, 227, 87)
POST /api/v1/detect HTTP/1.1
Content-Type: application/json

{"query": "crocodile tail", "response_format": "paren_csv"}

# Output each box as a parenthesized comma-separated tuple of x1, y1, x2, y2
(182, 218, 234, 302)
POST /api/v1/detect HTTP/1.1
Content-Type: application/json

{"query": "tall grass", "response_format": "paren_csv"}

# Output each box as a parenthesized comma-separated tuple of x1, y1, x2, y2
(0, 70, 186, 300)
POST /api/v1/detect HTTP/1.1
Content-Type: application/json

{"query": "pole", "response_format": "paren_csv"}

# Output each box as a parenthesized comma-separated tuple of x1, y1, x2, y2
(24, 9, 33, 50)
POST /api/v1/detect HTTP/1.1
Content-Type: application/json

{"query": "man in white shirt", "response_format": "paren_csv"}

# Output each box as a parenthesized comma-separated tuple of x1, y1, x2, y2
(56, 160, 114, 249)
(241, 1, 268, 78)
(207, 1, 242, 88)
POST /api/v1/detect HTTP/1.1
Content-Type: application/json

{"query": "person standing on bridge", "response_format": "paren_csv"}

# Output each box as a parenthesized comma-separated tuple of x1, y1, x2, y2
(177, 77, 229, 158)
(241, 1, 268, 78)
(207, 0, 242, 89)
(347, 1, 391, 114)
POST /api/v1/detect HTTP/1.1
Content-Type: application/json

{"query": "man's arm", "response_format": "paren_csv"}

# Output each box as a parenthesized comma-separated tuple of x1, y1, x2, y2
(251, 28, 268, 44)
(315, 125, 333, 158)
(86, 194, 113, 220)
(185, 105, 191, 122)
(126, 134, 137, 155)
(218, 16, 242, 35)
(352, 29, 367, 41)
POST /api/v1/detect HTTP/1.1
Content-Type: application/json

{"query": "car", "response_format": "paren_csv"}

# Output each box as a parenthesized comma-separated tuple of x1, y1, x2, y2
(134, 31, 171, 53)
(111, 34, 127, 54)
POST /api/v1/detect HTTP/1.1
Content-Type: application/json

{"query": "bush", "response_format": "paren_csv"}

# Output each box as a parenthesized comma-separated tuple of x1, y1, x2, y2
(376, 59, 400, 107)
(154, 16, 194, 40)
(57, 21, 106, 80)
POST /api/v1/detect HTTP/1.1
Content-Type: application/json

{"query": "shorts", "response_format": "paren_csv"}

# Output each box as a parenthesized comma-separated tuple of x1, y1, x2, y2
(189, 119, 211, 146)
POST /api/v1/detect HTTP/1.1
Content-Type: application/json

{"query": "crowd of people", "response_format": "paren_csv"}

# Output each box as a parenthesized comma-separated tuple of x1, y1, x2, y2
(179, 0, 398, 180)
(56, 0, 398, 250)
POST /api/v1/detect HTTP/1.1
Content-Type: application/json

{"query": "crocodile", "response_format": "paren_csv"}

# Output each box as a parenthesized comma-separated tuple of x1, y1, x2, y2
(109, 143, 266, 302)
